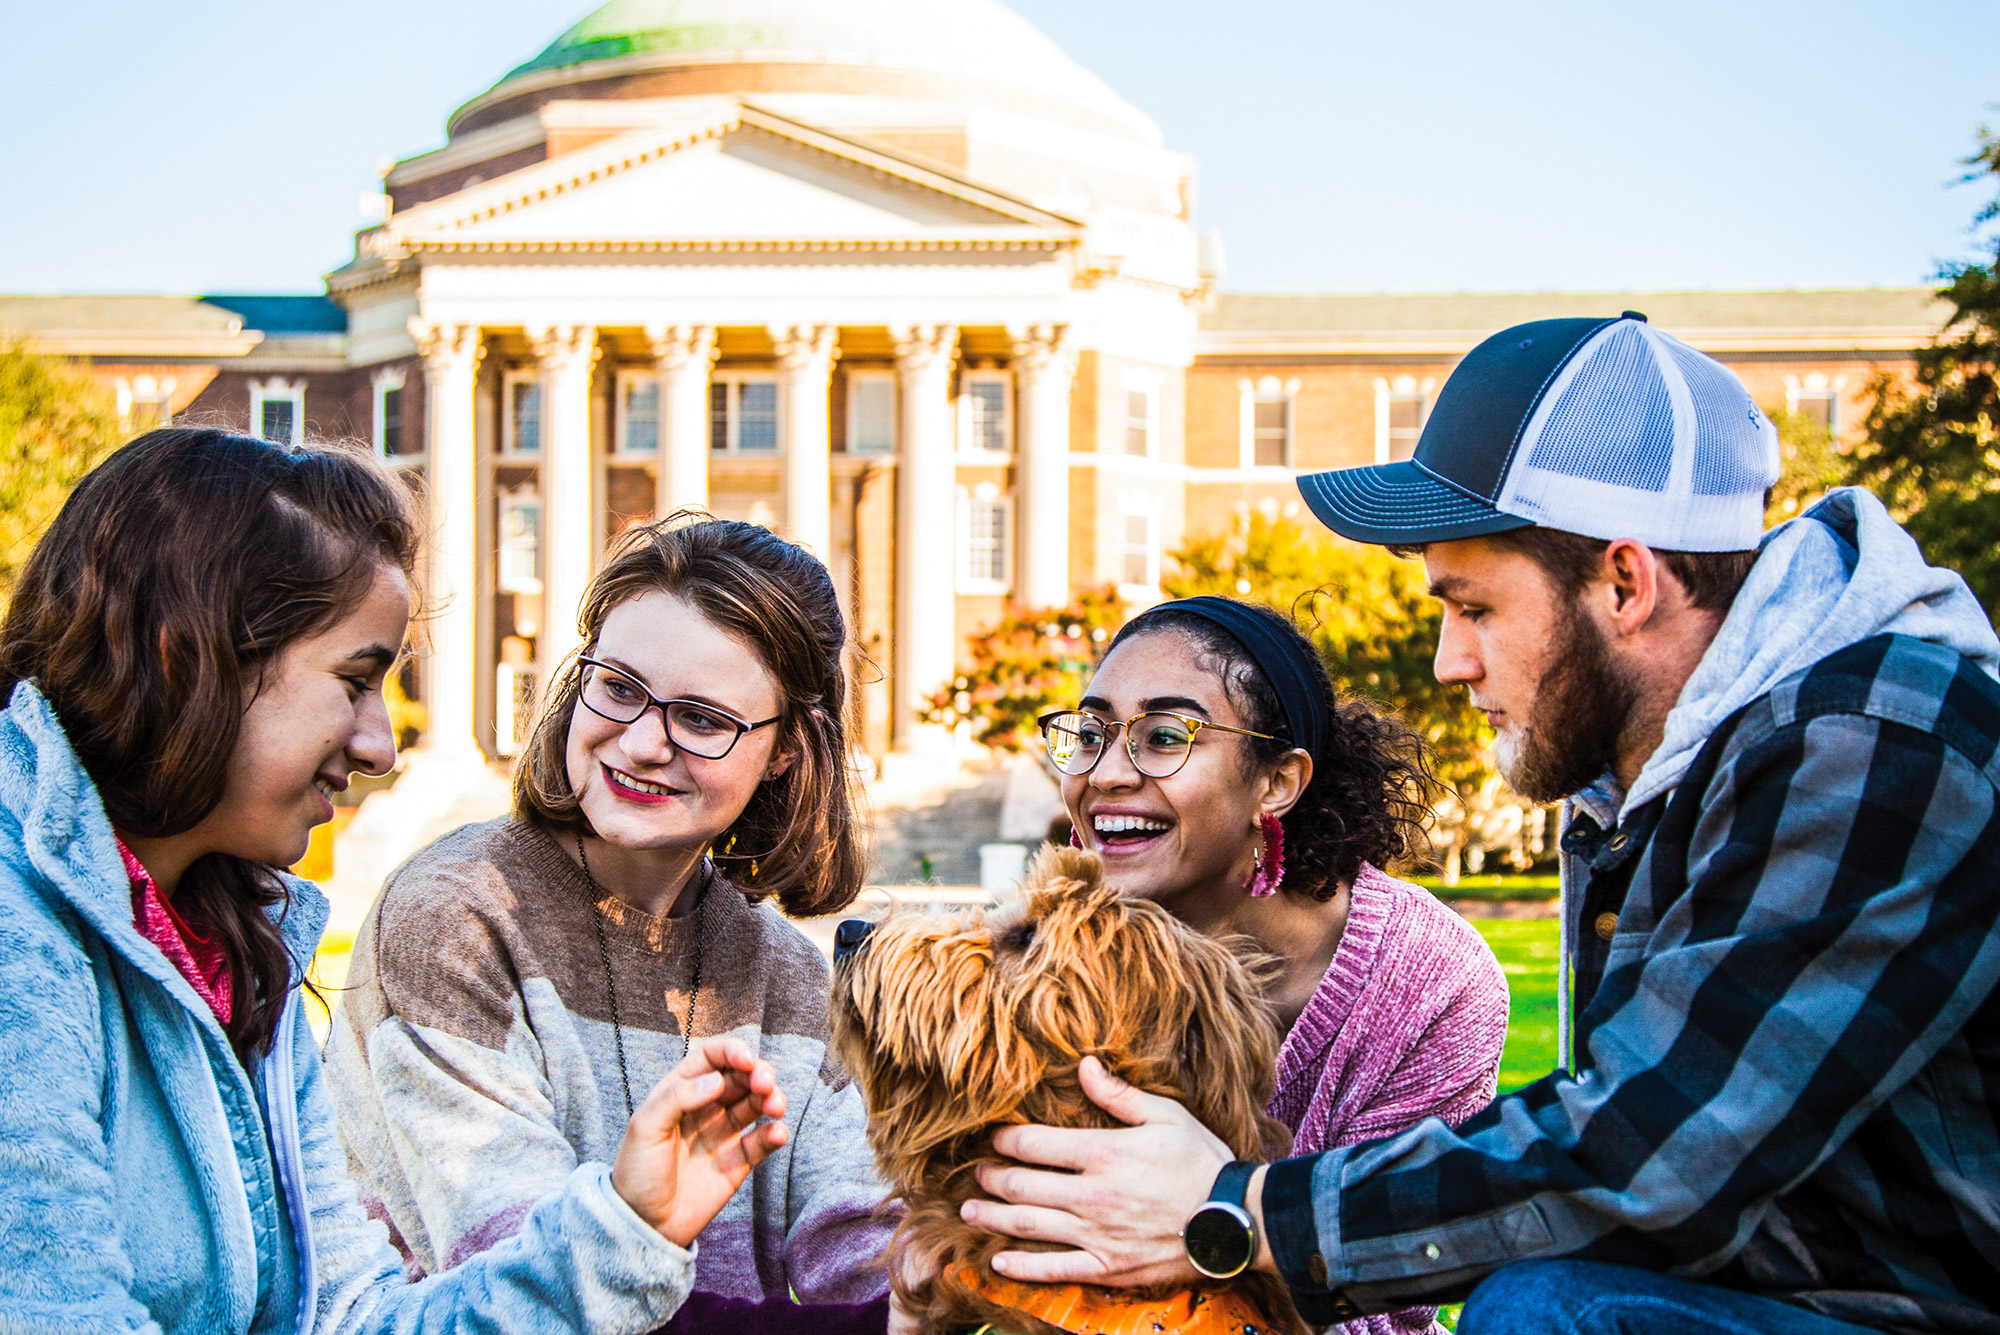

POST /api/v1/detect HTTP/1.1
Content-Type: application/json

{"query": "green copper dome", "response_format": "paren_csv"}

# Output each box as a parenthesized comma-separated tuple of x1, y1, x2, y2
(505, 0, 782, 79)
(475, 0, 1157, 143)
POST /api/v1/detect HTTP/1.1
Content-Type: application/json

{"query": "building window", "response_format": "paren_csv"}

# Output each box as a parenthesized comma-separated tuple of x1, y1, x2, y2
(498, 487, 543, 596)
(617, 374, 659, 456)
(494, 637, 537, 758)
(710, 376, 779, 452)
(957, 483, 1012, 593)
(846, 371, 896, 453)
(960, 371, 1011, 455)
(503, 374, 542, 456)
(249, 378, 305, 447)
(1388, 396, 1421, 459)
(1239, 375, 1298, 469)
(1120, 512, 1156, 588)
(1125, 389, 1153, 456)
(1251, 398, 1291, 467)
(1121, 365, 1166, 459)
(117, 374, 177, 433)
(1786, 374, 1843, 435)
(381, 387, 405, 454)
(1374, 375, 1434, 464)
(1113, 491, 1162, 593)
(373, 367, 409, 459)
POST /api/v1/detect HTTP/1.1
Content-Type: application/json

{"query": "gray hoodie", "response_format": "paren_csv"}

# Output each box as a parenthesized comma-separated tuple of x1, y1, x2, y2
(1556, 487, 2000, 1060)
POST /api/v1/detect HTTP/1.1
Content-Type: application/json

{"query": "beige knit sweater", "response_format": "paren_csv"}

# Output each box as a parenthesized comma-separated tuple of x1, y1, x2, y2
(324, 816, 892, 1304)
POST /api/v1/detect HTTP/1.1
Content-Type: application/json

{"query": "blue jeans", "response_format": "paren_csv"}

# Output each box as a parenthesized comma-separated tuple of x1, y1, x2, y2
(1458, 1261, 1879, 1335)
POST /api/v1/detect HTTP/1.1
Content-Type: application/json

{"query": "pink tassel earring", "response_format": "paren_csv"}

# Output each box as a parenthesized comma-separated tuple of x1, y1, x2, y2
(1245, 813, 1286, 897)
(1069, 825, 1084, 849)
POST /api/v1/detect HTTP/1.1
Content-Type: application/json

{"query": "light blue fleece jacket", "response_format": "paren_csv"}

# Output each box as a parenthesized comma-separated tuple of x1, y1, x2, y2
(0, 681, 698, 1335)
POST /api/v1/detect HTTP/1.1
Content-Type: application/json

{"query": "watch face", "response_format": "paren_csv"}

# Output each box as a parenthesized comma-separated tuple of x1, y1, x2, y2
(1183, 1202, 1255, 1279)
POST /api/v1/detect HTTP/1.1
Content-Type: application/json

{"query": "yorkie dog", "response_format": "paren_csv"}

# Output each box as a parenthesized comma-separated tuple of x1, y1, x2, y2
(830, 844, 1304, 1335)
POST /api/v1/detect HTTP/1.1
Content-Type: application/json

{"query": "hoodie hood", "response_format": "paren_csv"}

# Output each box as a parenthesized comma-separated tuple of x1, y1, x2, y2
(0, 680, 328, 996)
(1622, 487, 2000, 818)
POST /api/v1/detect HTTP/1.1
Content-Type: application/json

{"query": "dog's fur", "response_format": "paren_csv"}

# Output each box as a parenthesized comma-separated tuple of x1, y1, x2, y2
(830, 845, 1305, 1335)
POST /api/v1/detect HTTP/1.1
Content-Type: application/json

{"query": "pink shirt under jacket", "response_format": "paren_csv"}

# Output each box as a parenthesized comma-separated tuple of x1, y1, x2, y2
(1267, 863, 1511, 1335)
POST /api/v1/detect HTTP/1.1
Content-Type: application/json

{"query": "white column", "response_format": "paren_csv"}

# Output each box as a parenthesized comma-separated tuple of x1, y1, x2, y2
(647, 324, 716, 516)
(533, 324, 598, 673)
(410, 320, 483, 758)
(892, 324, 959, 750)
(773, 324, 838, 557)
(1010, 323, 1074, 610)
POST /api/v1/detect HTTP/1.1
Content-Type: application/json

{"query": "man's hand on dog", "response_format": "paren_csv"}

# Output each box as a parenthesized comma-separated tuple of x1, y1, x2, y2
(962, 1056, 1277, 1286)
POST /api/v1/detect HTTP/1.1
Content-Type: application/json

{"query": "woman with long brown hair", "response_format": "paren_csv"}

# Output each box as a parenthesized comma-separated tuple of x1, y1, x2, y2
(0, 428, 788, 1332)
(325, 514, 893, 1331)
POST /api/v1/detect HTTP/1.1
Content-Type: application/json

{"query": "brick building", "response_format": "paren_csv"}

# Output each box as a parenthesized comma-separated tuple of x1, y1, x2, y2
(0, 0, 1952, 768)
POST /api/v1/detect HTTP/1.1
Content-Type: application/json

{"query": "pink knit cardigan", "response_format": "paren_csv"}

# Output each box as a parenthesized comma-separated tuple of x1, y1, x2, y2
(1267, 863, 1511, 1335)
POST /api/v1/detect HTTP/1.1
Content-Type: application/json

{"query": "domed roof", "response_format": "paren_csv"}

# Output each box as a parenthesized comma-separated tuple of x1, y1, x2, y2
(462, 0, 1159, 144)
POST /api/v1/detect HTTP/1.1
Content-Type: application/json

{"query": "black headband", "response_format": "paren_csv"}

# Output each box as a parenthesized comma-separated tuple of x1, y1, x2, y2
(1158, 596, 1327, 766)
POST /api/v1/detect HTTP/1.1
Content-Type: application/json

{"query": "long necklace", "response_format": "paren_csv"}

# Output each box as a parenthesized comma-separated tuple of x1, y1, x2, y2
(576, 832, 707, 1120)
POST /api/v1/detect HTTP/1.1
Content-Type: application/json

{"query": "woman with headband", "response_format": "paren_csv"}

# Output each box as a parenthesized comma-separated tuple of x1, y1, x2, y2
(1029, 596, 1509, 1335)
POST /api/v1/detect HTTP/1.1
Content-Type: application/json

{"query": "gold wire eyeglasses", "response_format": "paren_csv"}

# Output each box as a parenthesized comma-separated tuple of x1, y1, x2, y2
(1035, 709, 1276, 779)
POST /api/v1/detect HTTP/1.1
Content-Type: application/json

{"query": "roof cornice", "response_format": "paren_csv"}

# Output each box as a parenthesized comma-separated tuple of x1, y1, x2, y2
(1195, 326, 1942, 359)
(373, 101, 1081, 260)
(385, 115, 550, 189)
(400, 235, 1076, 255)
(16, 331, 265, 358)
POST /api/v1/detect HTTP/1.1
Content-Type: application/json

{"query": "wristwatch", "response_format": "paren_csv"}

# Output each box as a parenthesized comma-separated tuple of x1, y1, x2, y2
(1182, 1160, 1259, 1280)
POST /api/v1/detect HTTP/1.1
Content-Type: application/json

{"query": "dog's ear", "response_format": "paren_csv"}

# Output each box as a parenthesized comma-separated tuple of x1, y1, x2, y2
(833, 914, 1051, 1147)
(845, 926, 998, 1085)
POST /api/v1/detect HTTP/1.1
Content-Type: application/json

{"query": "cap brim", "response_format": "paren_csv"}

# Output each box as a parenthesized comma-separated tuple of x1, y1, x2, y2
(1296, 461, 1533, 546)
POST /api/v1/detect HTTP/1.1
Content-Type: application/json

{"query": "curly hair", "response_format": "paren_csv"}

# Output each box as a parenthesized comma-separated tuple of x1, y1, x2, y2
(1107, 601, 1435, 898)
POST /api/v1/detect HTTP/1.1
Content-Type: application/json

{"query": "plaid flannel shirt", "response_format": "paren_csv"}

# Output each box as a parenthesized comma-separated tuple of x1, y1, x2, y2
(1263, 633, 2000, 1334)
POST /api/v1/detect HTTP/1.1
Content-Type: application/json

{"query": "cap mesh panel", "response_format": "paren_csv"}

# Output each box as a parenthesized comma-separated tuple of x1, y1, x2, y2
(1523, 324, 1675, 492)
(1664, 339, 1780, 497)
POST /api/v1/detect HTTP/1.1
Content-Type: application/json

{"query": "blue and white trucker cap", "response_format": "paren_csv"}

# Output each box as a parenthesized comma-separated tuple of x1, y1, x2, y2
(1296, 313, 1780, 552)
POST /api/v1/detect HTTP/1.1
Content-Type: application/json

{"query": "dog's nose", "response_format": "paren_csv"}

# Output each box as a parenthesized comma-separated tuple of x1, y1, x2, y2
(832, 918, 876, 967)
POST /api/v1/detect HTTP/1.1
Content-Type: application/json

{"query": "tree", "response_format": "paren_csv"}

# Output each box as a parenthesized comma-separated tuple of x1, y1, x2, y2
(1849, 123, 2000, 619)
(0, 341, 125, 605)
(1165, 507, 1544, 881)
(1764, 405, 1847, 526)
(919, 586, 1127, 750)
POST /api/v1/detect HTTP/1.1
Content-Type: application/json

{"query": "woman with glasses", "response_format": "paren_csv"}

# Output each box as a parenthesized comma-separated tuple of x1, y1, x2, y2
(0, 431, 789, 1334)
(325, 515, 894, 1333)
(1022, 596, 1508, 1335)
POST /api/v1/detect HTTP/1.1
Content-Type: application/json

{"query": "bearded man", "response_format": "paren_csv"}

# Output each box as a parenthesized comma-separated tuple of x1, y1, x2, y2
(962, 314, 2000, 1335)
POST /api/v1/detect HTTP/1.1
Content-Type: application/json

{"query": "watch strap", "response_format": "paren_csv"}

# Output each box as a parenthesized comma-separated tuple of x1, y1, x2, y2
(1208, 1158, 1257, 1209)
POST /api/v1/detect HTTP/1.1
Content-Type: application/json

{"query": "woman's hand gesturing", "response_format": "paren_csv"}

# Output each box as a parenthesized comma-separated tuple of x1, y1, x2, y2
(611, 1035, 789, 1247)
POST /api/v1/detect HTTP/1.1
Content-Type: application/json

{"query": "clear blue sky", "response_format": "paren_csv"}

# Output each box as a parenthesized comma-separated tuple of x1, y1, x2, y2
(1, 0, 1992, 296)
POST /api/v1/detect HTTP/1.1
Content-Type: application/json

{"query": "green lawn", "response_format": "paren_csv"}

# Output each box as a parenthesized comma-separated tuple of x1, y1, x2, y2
(1476, 917, 1562, 1091)
(1417, 873, 1561, 901)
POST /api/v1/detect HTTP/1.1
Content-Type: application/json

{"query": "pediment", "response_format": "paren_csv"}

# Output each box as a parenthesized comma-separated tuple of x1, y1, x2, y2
(384, 104, 1079, 251)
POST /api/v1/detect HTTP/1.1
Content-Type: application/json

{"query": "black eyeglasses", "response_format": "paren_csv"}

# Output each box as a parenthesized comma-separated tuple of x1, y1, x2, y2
(576, 657, 780, 760)
(1035, 709, 1276, 779)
